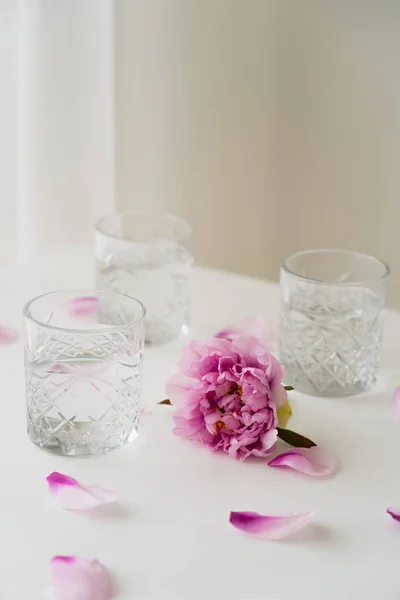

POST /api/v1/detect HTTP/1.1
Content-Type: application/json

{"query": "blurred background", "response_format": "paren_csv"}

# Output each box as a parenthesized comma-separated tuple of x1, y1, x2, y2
(2, 1, 400, 304)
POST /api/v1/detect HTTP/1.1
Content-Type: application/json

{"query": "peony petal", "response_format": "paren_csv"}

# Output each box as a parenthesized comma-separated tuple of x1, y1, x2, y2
(0, 325, 17, 343)
(207, 336, 238, 358)
(47, 472, 117, 510)
(229, 511, 313, 540)
(165, 372, 195, 408)
(394, 386, 400, 417)
(268, 447, 337, 477)
(215, 316, 273, 349)
(387, 506, 400, 523)
(178, 339, 209, 378)
(49, 556, 113, 600)
(229, 335, 266, 367)
(67, 296, 98, 316)
(272, 382, 288, 409)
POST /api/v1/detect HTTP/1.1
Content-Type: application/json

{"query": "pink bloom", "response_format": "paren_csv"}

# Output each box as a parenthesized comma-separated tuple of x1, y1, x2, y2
(166, 335, 287, 460)
(215, 316, 273, 350)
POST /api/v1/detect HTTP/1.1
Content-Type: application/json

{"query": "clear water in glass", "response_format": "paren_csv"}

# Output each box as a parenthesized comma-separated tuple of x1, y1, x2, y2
(96, 213, 193, 345)
(24, 290, 145, 456)
(279, 250, 389, 396)
(97, 241, 193, 345)
(26, 355, 142, 456)
(280, 287, 384, 396)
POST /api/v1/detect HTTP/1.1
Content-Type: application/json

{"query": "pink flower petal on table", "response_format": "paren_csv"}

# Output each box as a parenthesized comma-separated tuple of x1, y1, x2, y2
(387, 506, 400, 523)
(49, 556, 113, 600)
(394, 386, 400, 417)
(0, 325, 17, 343)
(67, 296, 98, 316)
(229, 511, 313, 540)
(140, 407, 152, 416)
(46, 472, 117, 510)
(268, 447, 337, 477)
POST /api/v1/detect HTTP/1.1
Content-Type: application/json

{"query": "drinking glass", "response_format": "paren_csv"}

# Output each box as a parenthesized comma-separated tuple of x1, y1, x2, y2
(24, 290, 145, 456)
(96, 212, 193, 344)
(279, 249, 389, 396)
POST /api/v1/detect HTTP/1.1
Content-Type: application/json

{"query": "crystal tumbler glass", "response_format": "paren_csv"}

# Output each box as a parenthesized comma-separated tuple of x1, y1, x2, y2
(279, 249, 389, 396)
(24, 290, 145, 456)
(96, 212, 193, 344)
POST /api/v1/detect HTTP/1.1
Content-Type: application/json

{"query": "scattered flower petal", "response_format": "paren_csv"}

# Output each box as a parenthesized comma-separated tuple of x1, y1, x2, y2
(394, 387, 400, 418)
(268, 447, 337, 477)
(46, 472, 117, 511)
(67, 296, 98, 316)
(49, 556, 113, 600)
(229, 511, 313, 540)
(0, 325, 17, 343)
(140, 407, 153, 416)
(215, 316, 274, 349)
(387, 506, 400, 523)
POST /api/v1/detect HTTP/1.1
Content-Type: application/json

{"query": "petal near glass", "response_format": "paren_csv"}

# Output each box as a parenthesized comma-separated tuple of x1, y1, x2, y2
(24, 290, 145, 456)
(279, 249, 390, 397)
(96, 212, 194, 345)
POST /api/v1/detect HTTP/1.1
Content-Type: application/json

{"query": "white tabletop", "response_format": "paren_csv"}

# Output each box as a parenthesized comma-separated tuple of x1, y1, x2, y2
(1, 248, 400, 600)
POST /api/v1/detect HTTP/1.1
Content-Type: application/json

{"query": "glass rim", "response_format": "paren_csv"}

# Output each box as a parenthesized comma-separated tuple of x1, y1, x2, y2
(95, 211, 193, 244)
(281, 248, 390, 286)
(23, 289, 146, 334)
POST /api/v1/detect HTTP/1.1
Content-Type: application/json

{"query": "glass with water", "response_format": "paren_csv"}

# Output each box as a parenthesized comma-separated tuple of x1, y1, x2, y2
(279, 250, 389, 396)
(24, 290, 145, 456)
(96, 212, 193, 345)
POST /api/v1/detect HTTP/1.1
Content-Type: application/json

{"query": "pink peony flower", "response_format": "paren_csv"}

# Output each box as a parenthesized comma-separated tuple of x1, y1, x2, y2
(215, 316, 273, 350)
(166, 336, 288, 460)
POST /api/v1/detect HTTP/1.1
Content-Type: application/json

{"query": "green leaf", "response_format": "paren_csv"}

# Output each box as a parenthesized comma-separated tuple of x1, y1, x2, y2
(158, 399, 172, 405)
(284, 385, 294, 391)
(276, 427, 316, 448)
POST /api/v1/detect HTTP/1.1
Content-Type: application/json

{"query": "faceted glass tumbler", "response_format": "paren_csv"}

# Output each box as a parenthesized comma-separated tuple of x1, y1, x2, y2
(96, 212, 194, 345)
(24, 290, 145, 456)
(279, 250, 390, 397)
